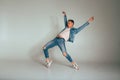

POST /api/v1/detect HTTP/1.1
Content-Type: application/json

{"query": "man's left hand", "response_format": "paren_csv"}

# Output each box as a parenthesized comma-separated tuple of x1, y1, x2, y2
(88, 16, 94, 23)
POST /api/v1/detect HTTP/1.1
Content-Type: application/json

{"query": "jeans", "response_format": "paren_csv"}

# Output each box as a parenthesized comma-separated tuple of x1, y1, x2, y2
(43, 37, 73, 62)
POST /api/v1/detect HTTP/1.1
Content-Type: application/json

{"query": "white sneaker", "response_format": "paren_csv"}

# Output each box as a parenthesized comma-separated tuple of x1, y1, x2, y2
(72, 63, 79, 70)
(46, 60, 53, 68)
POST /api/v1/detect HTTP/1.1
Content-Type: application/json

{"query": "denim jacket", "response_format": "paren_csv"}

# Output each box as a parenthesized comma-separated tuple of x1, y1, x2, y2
(63, 15, 90, 43)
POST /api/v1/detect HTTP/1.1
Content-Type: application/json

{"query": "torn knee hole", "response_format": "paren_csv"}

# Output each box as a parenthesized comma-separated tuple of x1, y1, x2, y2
(63, 52, 67, 57)
(43, 46, 46, 50)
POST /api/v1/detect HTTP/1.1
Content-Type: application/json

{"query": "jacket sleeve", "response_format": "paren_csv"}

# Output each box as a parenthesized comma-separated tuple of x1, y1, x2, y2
(75, 21, 89, 34)
(64, 15, 68, 28)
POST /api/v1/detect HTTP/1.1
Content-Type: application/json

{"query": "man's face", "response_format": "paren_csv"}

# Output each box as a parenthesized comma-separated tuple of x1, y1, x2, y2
(67, 21, 74, 28)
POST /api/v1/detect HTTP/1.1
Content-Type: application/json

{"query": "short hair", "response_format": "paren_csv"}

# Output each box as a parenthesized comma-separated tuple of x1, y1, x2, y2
(68, 19, 74, 24)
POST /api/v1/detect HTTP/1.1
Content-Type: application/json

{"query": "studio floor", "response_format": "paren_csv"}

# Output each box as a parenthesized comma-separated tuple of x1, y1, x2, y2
(0, 60, 120, 80)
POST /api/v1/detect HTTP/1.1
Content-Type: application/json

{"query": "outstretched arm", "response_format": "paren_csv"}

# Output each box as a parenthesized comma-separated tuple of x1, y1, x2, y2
(76, 16, 94, 34)
(62, 11, 68, 28)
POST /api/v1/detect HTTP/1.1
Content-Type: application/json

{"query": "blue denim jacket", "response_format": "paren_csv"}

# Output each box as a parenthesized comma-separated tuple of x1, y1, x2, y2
(63, 15, 90, 43)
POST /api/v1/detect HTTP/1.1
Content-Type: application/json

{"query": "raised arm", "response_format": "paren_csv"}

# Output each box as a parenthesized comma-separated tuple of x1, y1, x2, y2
(62, 11, 68, 27)
(76, 17, 94, 34)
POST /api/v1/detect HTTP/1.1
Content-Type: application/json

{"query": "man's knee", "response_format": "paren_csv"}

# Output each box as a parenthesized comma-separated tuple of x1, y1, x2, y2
(62, 52, 67, 57)
(43, 46, 46, 50)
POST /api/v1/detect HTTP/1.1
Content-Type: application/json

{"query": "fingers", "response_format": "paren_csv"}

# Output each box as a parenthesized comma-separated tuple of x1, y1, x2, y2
(62, 11, 66, 15)
(88, 16, 94, 23)
(62, 11, 65, 14)
(91, 16, 94, 20)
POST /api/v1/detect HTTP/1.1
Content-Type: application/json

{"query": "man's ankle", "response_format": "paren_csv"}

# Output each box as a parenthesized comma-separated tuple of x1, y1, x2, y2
(46, 58, 50, 63)
(71, 62, 75, 65)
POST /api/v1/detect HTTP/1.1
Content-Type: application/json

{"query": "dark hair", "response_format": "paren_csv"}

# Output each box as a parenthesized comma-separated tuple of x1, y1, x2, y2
(68, 19, 74, 24)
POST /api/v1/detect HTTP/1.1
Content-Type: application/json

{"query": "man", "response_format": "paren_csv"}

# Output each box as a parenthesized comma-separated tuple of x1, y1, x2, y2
(43, 11, 94, 70)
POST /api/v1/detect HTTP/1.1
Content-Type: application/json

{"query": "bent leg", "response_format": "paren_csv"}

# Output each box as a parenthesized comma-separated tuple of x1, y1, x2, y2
(57, 39, 79, 69)
(62, 52, 73, 62)
(57, 39, 73, 62)
(43, 39, 57, 59)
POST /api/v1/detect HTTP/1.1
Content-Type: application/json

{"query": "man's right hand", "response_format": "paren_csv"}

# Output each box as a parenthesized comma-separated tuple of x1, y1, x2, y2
(62, 11, 66, 16)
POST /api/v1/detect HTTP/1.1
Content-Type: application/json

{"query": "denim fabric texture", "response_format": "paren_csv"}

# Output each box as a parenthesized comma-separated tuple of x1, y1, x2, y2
(43, 37, 73, 62)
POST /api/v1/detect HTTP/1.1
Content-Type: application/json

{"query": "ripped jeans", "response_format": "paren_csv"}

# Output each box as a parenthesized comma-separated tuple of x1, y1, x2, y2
(43, 37, 73, 62)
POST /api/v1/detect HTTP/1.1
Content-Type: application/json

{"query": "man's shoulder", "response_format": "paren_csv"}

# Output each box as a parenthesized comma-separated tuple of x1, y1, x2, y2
(71, 27, 77, 30)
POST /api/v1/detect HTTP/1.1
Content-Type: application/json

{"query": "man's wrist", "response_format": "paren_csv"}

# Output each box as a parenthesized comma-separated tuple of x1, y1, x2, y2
(87, 21, 90, 24)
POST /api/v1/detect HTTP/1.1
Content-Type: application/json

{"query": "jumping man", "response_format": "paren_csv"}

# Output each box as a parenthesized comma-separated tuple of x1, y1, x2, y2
(43, 11, 94, 70)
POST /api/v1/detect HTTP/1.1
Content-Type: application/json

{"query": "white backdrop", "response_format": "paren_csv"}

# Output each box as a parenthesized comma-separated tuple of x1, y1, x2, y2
(0, 0, 120, 63)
